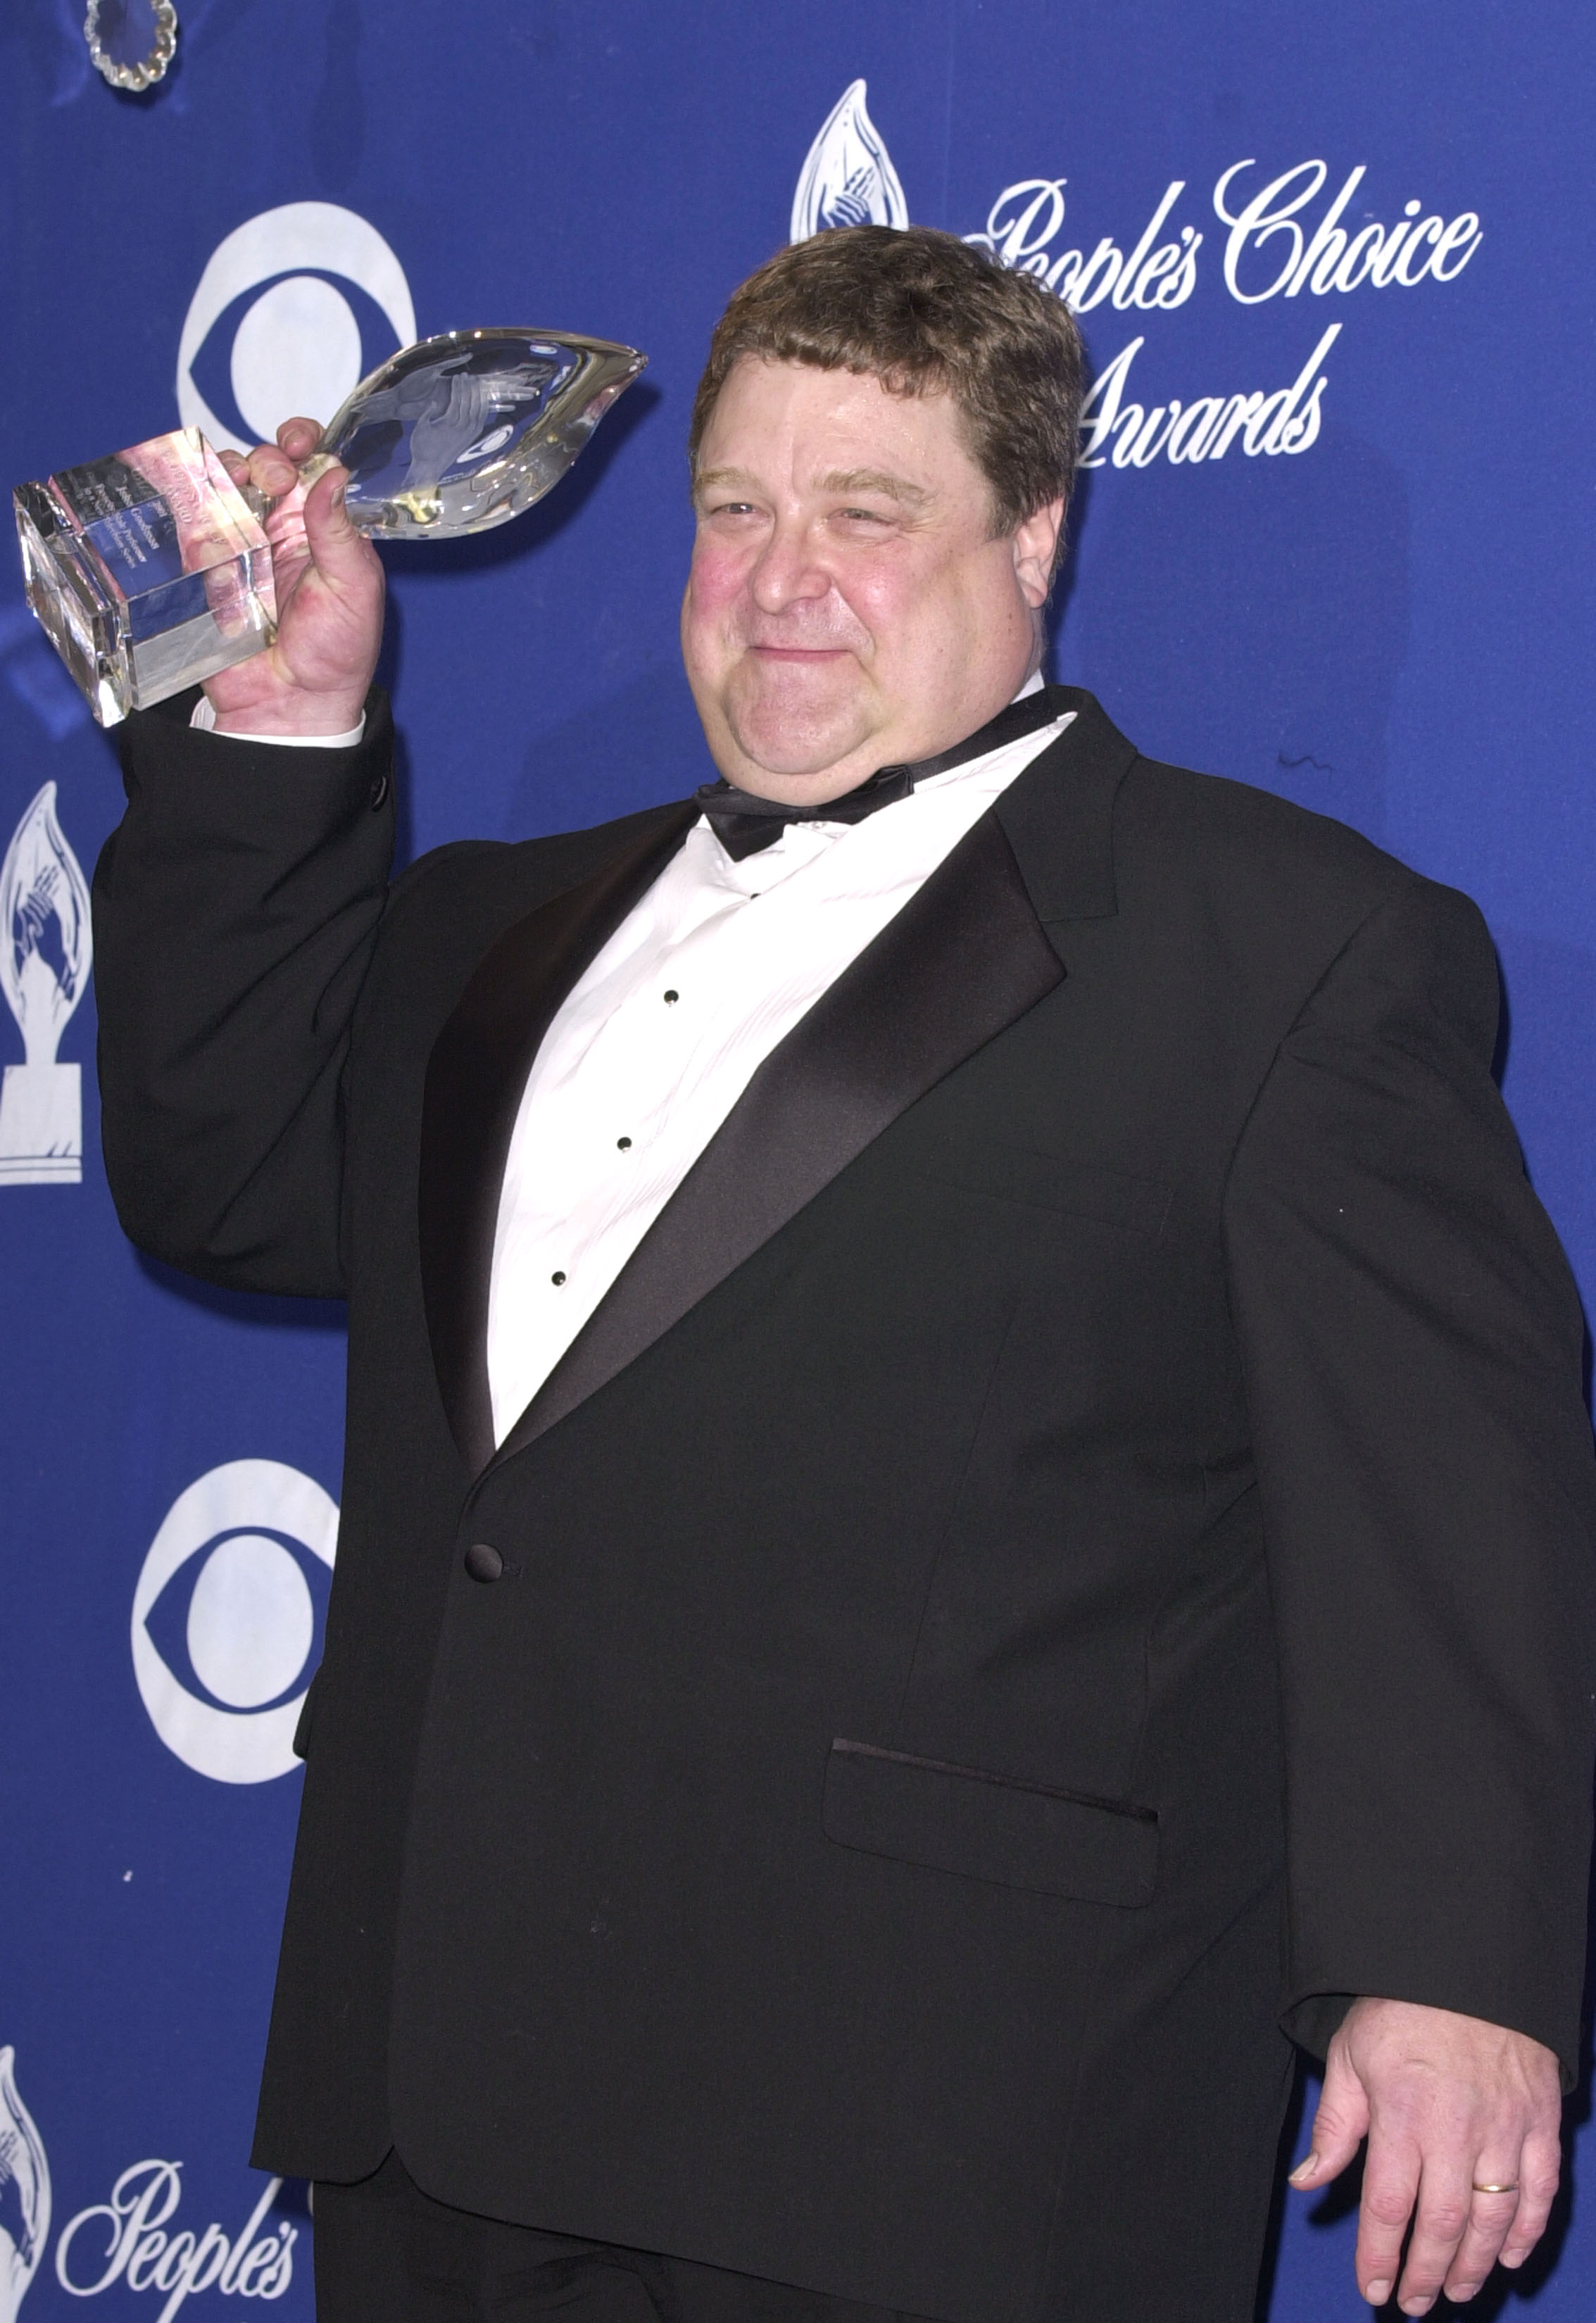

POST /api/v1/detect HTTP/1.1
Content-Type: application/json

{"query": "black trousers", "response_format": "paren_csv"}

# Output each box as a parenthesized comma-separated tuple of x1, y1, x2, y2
(314, 2151, 925, 2323)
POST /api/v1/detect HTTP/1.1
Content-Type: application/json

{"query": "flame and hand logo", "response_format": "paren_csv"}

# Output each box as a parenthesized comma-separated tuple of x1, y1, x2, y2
(0, 2048, 49, 2322)
(0, 2047, 300, 2318)
(0, 783, 92, 1185)
(177, 202, 415, 455)
(791, 81, 909, 242)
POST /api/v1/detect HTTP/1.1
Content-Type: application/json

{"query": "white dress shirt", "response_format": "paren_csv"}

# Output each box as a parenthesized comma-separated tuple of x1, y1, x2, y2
(201, 677, 1075, 1447)
(486, 679, 1072, 1443)
(191, 695, 366, 747)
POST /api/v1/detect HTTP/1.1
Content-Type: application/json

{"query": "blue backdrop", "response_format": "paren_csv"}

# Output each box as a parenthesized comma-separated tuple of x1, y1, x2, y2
(2, 4, 1592, 2317)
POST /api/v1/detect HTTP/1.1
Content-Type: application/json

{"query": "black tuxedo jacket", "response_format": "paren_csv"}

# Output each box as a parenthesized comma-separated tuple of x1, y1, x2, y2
(94, 687, 1596, 2323)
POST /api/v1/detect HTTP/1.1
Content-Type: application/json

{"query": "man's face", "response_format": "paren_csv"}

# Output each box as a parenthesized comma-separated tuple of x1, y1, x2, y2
(681, 358, 1063, 804)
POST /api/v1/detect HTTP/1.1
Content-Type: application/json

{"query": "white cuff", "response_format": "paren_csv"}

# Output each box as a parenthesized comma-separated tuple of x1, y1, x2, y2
(191, 695, 367, 748)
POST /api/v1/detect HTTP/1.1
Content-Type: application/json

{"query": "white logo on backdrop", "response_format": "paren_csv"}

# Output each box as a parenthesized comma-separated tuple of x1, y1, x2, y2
(132, 1461, 338, 1785)
(0, 783, 92, 1187)
(0, 2049, 49, 2322)
(176, 202, 416, 453)
(791, 80, 908, 242)
(56, 2165, 294, 2322)
(792, 87, 1482, 471)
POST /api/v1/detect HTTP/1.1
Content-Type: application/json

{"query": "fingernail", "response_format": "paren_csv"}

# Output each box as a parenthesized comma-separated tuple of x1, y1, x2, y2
(1450, 2285, 1478, 2303)
(1400, 2301, 1433, 2317)
(1364, 2282, 1391, 2308)
(1288, 2153, 1319, 2186)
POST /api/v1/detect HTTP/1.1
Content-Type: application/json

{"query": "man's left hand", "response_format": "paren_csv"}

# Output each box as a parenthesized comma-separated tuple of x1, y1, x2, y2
(1288, 1997, 1562, 2313)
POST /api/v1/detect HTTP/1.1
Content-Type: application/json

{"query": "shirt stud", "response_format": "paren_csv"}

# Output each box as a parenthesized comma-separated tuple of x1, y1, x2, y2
(663, 989, 679, 1005)
(551, 1271, 567, 1286)
(617, 1136, 632, 1150)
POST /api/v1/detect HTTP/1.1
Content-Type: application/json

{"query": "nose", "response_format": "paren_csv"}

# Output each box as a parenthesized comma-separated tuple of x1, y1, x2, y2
(748, 512, 831, 614)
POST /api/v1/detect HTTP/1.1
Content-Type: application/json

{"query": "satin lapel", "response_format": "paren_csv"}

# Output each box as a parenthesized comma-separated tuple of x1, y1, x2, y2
(494, 807, 1067, 1463)
(420, 802, 697, 1473)
(993, 685, 1136, 926)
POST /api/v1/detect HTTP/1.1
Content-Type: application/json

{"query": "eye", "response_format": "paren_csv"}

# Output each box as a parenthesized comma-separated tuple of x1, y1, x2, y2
(142, 1526, 332, 1713)
(185, 270, 404, 448)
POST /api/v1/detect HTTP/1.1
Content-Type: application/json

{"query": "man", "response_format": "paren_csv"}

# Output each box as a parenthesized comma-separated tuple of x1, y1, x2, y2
(93, 227, 1595, 2323)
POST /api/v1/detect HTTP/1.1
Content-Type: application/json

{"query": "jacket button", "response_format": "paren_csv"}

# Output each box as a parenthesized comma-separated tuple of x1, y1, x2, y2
(369, 771, 390, 810)
(463, 1541, 503, 1583)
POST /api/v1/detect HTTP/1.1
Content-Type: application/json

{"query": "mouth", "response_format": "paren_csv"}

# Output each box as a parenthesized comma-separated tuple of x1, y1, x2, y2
(748, 646, 853, 665)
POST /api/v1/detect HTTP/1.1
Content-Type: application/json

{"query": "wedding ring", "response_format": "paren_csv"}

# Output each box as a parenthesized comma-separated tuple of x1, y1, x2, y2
(1471, 2182, 1519, 2196)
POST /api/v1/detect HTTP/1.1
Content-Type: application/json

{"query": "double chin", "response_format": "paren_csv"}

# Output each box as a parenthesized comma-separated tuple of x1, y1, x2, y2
(719, 663, 884, 789)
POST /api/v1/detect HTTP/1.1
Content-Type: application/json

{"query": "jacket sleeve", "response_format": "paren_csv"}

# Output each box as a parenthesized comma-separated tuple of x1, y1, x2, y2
(1222, 875, 1596, 2085)
(92, 690, 397, 1297)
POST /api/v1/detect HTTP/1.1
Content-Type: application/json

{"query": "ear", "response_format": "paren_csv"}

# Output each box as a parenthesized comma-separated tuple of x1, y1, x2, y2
(1011, 496, 1067, 608)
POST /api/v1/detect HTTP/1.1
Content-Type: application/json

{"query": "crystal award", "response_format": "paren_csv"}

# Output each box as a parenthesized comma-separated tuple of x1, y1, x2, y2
(13, 327, 646, 728)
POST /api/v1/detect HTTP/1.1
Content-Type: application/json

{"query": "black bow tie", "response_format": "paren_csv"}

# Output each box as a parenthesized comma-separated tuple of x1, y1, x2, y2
(695, 688, 1062, 862)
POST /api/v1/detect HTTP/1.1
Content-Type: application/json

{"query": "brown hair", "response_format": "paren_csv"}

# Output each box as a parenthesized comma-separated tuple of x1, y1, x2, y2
(689, 225, 1086, 543)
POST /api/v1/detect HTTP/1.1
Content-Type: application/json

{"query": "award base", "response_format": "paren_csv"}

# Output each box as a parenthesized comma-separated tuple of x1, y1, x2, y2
(13, 430, 277, 729)
(0, 1062, 82, 1184)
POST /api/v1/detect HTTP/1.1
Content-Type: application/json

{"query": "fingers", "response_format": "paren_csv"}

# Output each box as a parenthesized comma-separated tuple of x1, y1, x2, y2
(1288, 2043, 1369, 2192)
(1390, 2152, 1491, 2314)
(1497, 2124, 1561, 2269)
(217, 439, 303, 511)
(205, 439, 382, 728)
(1357, 2095, 1558, 2313)
(217, 420, 320, 499)
(276, 415, 323, 461)
(249, 441, 303, 500)
(1354, 2129, 1423, 2311)
(255, 461, 384, 722)
(1395, 2140, 1557, 2312)
(1307, 2002, 1564, 2315)
(1439, 2177, 1526, 2305)
(301, 464, 382, 600)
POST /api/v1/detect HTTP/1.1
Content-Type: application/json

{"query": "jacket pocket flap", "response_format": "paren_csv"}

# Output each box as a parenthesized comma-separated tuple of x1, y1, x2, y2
(822, 1740, 1158, 1906)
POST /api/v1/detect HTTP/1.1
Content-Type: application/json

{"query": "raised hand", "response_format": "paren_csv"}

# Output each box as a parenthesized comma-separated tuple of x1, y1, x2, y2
(1288, 1997, 1563, 2314)
(203, 417, 386, 736)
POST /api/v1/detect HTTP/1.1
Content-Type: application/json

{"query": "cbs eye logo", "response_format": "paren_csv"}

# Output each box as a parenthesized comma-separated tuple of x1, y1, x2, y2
(177, 201, 416, 454)
(132, 1459, 338, 1784)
